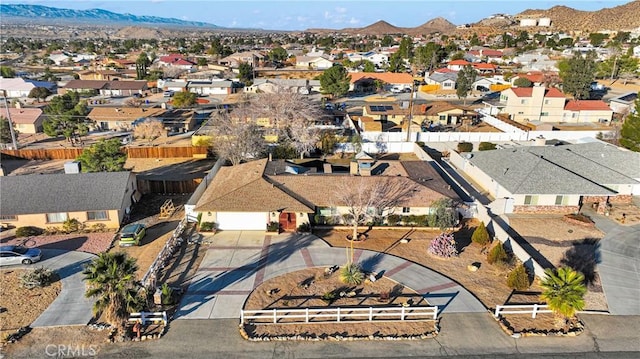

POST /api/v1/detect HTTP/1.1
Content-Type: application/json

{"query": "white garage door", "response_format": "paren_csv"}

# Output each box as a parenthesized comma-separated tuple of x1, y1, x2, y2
(216, 212, 267, 230)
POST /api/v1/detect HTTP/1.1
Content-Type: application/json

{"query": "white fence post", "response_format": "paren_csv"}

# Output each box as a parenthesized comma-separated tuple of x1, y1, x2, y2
(401, 306, 405, 321)
(273, 308, 277, 324)
(305, 308, 309, 323)
(495, 306, 501, 318)
(337, 307, 340, 322)
(369, 307, 373, 321)
(433, 306, 438, 320)
(532, 304, 538, 318)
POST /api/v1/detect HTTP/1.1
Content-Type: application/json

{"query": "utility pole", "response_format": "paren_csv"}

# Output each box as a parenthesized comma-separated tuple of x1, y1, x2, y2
(405, 81, 416, 142)
(2, 90, 18, 150)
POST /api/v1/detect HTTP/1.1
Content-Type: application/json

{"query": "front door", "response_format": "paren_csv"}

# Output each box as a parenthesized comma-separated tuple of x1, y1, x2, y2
(279, 212, 297, 232)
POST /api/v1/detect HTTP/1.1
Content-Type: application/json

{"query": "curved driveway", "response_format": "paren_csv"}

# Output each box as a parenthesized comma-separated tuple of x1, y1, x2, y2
(175, 232, 485, 320)
(30, 249, 96, 327)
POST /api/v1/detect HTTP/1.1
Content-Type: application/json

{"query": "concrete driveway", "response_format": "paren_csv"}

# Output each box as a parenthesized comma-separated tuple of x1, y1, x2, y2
(582, 206, 640, 315)
(174, 231, 484, 320)
(28, 249, 96, 327)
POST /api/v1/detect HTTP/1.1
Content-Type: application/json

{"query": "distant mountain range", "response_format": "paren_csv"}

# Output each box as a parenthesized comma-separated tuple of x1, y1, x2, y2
(0, 4, 221, 28)
(307, 1, 640, 35)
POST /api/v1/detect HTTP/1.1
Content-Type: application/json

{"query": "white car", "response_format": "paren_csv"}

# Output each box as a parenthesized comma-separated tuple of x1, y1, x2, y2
(0, 245, 42, 266)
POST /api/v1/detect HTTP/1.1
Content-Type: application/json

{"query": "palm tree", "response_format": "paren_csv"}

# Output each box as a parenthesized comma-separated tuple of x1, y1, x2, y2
(82, 252, 144, 330)
(540, 267, 586, 320)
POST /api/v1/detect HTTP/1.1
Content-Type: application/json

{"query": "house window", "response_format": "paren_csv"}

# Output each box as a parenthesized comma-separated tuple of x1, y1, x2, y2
(524, 195, 537, 205)
(517, 112, 524, 115)
(46, 212, 68, 223)
(541, 112, 549, 117)
(439, 115, 446, 122)
(520, 99, 526, 105)
(87, 211, 109, 221)
(555, 196, 564, 205)
(0, 215, 17, 221)
(572, 113, 577, 118)
(544, 100, 550, 105)
(402, 207, 410, 214)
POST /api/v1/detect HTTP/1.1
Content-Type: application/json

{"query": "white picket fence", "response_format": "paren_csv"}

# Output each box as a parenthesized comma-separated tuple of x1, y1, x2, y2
(494, 304, 552, 319)
(129, 311, 168, 326)
(241, 306, 438, 325)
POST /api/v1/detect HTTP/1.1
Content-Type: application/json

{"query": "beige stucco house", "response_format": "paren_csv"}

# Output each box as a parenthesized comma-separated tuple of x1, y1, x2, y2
(0, 172, 139, 230)
(6, 107, 45, 134)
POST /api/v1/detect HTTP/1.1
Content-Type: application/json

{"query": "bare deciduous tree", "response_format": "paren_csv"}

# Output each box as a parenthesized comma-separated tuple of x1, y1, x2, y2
(251, 86, 322, 158)
(335, 177, 419, 263)
(133, 119, 165, 144)
(124, 98, 143, 108)
(209, 104, 266, 165)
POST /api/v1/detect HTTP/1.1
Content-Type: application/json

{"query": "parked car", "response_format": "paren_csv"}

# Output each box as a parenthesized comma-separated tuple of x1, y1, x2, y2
(119, 223, 146, 247)
(0, 245, 42, 266)
(163, 91, 175, 98)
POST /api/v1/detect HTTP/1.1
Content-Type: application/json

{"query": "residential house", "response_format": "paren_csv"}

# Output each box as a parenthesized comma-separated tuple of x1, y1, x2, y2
(48, 52, 71, 66)
(5, 107, 45, 134)
(187, 79, 241, 96)
(447, 59, 471, 71)
(192, 158, 458, 231)
(159, 54, 197, 71)
(295, 55, 334, 70)
(0, 78, 56, 98)
(499, 86, 613, 123)
(102, 81, 148, 97)
(472, 63, 497, 75)
(0, 171, 139, 230)
(453, 142, 640, 214)
(218, 51, 266, 68)
(425, 72, 458, 91)
(419, 102, 478, 127)
(349, 72, 413, 93)
(156, 109, 198, 133)
(88, 106, 166, 131)
(608, 92, 638, 115)
(60, 80, 107, 95)
(78, 70, 122, 81)
(510, 71, 545, 86)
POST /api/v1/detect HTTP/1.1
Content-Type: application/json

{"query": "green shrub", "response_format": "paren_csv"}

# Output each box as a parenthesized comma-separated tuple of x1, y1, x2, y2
(297, 223, 310, 232)
(339, 263, 364, 285)
(62, 218, 82, 233)
(160, 283, 175, 305)
(426, 214, 438, 227)
(200, 222, 216, 232)
(487, 242, 509, 266)
(89, 223, 106, 233)
(507, 264, 531, 290)
(387, 214, 401, 226)
(471, 222, 490, 246)
(478, 142, 497, 151)
(266, 221, 280, 232)
(321, 291, 336, 304)
(15, 226, 43, 237)
(457, 142, 473, 153)
(20, 267, 56, 289)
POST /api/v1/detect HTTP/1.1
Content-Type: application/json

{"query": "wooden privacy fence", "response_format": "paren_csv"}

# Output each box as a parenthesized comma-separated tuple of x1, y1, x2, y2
(137, 178, 201, 194)
(494, 304, 552, 319)
(1, 146, 208, 160)
(240, 306, 439, 325)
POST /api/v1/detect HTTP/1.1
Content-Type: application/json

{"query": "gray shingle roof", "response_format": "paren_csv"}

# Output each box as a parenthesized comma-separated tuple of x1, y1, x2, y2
(467, 148, 617, 195)
(1, 172, 134, 215)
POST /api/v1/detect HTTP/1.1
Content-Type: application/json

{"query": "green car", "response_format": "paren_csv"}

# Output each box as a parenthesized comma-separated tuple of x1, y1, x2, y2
(119, 223, 146, 247)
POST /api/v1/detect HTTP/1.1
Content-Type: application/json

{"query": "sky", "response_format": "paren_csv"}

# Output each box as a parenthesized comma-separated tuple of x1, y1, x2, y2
(3, 0, 632, 31)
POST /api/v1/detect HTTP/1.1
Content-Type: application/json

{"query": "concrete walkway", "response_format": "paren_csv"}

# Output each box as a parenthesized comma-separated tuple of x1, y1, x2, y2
(30, 249, 96, 327)
(174, 231, 485, 320)
(582, 206, 640, 315)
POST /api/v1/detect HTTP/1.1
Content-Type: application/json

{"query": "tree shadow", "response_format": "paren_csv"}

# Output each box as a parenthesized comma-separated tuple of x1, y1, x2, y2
(560, 237, 601, 285)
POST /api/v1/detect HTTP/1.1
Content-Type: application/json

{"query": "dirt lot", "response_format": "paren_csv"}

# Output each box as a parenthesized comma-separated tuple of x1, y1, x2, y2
(0, 269, 61, 341)
(2, 326, 109, 358)
(507, 214, 608, 312)
(0, 232, 116, 254)
(244, 267, 436, 338)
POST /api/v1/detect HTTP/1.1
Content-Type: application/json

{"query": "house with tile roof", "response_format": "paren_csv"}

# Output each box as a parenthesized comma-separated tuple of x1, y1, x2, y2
(453, 142, 640, 214)
(0, 171, 139, 230)
(447, 59, 471, 71)
(4, 107, 45, 134)
(499, 86, 613, 123)
(349, 72, 413, 93)
(193, 158, 458, 231)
